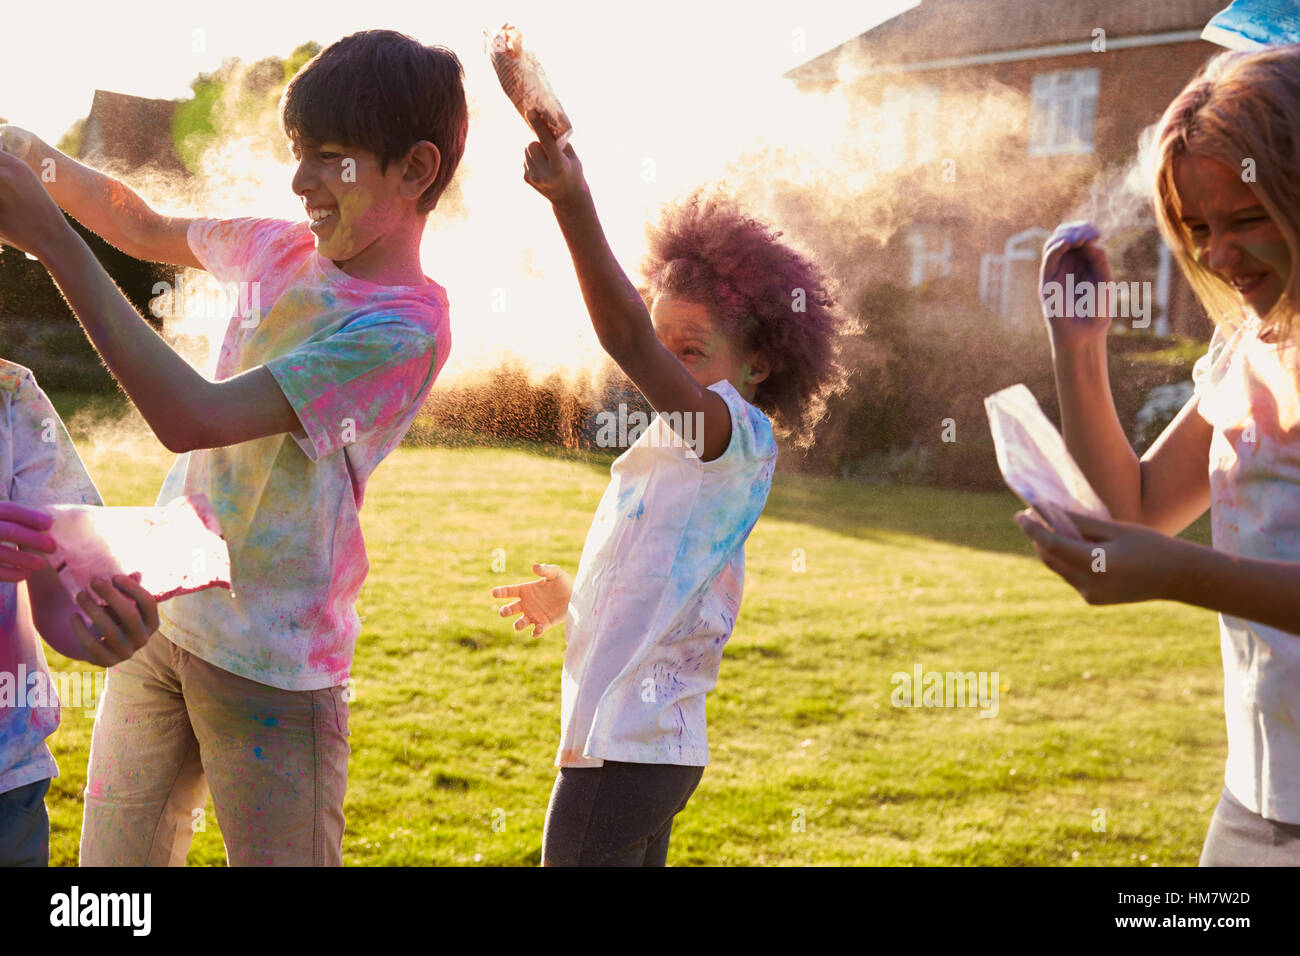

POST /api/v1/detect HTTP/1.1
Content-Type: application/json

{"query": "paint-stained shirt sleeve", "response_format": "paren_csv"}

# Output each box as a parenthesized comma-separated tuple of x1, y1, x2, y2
(1192, 320, 1234, 425)
(701, 380, 778, 476)
(263, 312, 442, 463)
(187, 218, 306, 286)
(8, 371, 101, 509)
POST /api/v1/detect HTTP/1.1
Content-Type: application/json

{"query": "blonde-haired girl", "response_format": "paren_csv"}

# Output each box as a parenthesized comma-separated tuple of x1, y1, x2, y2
(1019, 45, 1300, 864)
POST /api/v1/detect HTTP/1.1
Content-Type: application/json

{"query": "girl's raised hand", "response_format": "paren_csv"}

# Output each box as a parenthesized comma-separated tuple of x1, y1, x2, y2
(521, 110, 586, 206)
(492, 563, 573, 638)
(1039, 221, 1115, 348)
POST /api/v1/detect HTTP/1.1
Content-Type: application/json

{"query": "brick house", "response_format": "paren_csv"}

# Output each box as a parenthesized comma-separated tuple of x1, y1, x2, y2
(0, 90, 185, 389)
(785, 0, 1230, 337)
(78, 89, 190, 177)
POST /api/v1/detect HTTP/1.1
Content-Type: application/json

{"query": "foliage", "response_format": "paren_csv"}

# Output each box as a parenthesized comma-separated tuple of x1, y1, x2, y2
(172, 76, 223, 174)
(56, 118, 85, 158)
(787, 281, 1208, 488)
(172, 42, 322, 176)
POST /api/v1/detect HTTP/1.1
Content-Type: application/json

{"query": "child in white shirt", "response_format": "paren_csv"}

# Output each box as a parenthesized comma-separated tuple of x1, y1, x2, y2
(492, 112, 850, 865)
(0, 360, 159, 866)
(1019, 46, 1300, 864)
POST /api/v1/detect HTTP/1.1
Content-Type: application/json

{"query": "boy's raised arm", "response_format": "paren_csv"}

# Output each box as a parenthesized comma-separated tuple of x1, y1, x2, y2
(0, 149, 302, 452)
(1, 124, 200, 268)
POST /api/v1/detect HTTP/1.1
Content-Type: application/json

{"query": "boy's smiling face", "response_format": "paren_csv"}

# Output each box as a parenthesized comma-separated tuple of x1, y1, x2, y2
(289, 135, 437, 284)
(291, 136, 398, 260)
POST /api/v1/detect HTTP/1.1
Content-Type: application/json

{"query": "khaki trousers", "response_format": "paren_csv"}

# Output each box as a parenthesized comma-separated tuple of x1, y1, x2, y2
(79, 633, 350, 866)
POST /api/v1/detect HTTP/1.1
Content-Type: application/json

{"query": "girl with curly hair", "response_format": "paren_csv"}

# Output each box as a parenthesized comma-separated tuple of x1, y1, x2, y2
(491, 111, 849, 866)
(1020, 45, 1300, 865)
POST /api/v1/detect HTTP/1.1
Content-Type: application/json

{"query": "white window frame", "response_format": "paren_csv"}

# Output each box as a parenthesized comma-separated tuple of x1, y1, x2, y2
(980, 227, 1050, 317)
(881, 83, 941, 168)
(905, 226, 951, 287)
(1028, 68, 1099, 156)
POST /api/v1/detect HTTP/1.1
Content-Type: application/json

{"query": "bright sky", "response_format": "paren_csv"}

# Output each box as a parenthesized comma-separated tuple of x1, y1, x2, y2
(2, 0, 916, 142)
(2, 0, 920, 375)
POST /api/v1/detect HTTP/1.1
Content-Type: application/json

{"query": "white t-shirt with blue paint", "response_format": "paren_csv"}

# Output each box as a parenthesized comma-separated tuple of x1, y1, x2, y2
(558, 380, 777, 767)
(0, 361, 101, 796)
(1193, 314, 1300, 823)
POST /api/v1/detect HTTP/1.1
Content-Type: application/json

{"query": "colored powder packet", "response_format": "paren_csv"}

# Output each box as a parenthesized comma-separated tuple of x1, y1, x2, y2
(1202, 0, 1300, 49)
(45, 494, 233, 604)
(984, 384, 1111, 540)
(487, 23, 574, 148)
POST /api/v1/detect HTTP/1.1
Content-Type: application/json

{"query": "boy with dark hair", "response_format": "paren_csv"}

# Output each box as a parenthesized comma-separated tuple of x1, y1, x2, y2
(0, 29, 466, 865)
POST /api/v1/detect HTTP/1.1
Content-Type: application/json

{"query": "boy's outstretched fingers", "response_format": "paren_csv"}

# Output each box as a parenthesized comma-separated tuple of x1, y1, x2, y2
(68, 612, 121, 668)
(489, 562, 571, 638)
(72, 573, 159, 666)
(113, 572, 161, 639)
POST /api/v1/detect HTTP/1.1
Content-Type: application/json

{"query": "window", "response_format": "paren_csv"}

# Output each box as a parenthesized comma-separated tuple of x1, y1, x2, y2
(905, 226, 951, 287)
(1028, 69, 1099, 155)
(880, 83, 940, 169)
(980, 227, 1050, 325)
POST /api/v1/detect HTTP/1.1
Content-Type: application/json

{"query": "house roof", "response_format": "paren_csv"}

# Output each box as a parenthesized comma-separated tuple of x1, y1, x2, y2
(80, 89, 188, 175)
(787, 0, 1229, 83)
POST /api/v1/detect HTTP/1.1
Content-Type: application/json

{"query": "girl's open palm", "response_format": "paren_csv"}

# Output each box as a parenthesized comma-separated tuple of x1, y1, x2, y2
(492, 563, 573, 638)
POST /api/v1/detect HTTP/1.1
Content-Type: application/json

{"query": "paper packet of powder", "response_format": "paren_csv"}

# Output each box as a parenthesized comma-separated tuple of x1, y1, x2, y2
(1202, 0, 1300, 50)
(984, 384, 1110, 539)
(487, 24, 573, 148)
(45, 494, 233, 603)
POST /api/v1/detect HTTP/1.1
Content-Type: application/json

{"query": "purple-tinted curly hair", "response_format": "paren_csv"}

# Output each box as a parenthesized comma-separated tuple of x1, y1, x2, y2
(640, 189, 851, 444)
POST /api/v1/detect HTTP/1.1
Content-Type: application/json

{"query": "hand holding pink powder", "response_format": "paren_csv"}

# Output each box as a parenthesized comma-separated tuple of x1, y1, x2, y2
(44, 494, 233, 604)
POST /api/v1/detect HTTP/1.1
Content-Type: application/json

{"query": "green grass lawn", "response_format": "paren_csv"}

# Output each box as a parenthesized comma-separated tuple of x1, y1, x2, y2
(40, 393, 1226, 866)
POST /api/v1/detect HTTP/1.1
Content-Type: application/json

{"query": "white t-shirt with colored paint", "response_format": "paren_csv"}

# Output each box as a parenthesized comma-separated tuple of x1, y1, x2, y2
(0, 362, 101, 795)
(558, 380, 777, 767)
(1193, 313, 1300, 823)
(155, 218, 451, 691)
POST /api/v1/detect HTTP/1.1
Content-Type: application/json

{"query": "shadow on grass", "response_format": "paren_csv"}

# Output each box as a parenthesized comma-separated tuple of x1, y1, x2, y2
(762, 473, 1214, 555)
(47, 394, 1213, 557)
(397, 423, 1219, 556)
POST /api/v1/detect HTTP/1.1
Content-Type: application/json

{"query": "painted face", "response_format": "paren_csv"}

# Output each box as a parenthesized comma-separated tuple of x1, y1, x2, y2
(650, 296, 766, 400)
(289, 136, 408, 277)
(1174, 152, 1291, 320)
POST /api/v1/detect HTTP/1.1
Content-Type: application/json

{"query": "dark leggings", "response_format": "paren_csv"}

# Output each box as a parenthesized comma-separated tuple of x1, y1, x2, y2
(542, 760, 704, 866)
(1199, 786, 1300, 866)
